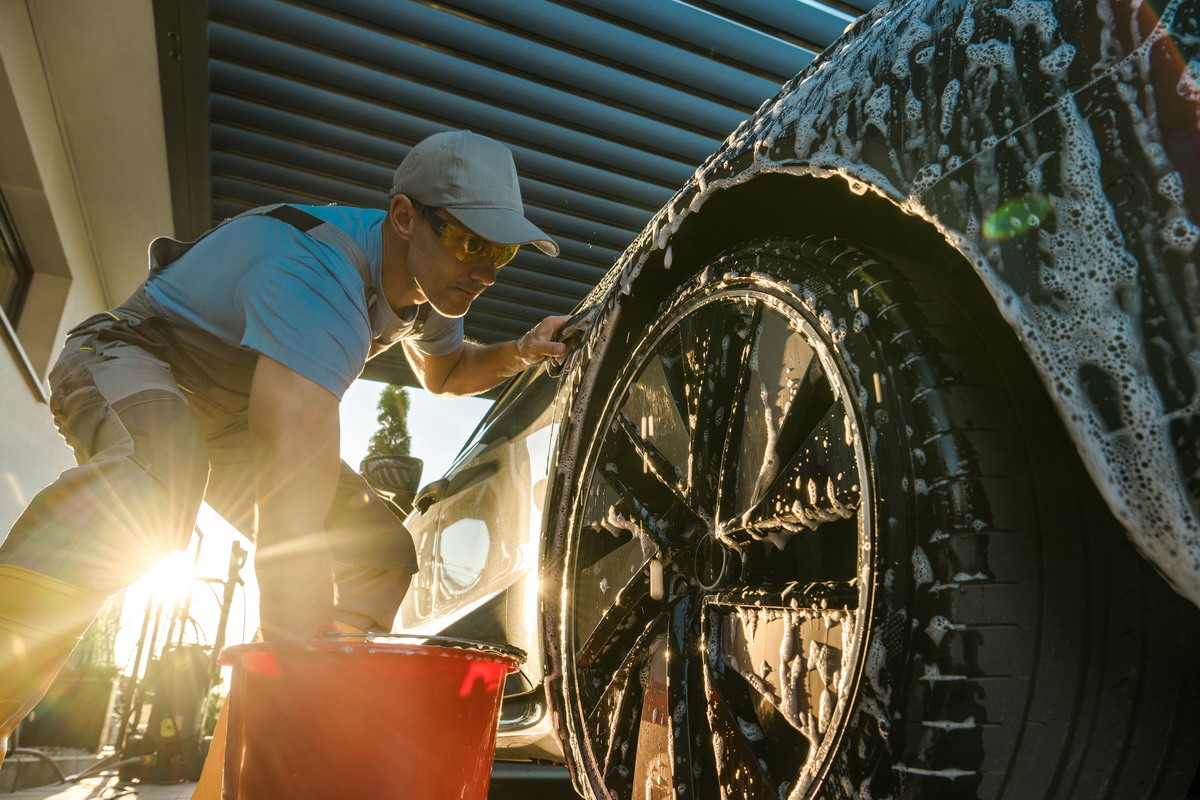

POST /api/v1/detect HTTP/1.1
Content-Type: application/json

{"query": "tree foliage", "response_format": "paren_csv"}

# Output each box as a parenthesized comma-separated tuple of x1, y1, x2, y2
(367, 384, 412, 457)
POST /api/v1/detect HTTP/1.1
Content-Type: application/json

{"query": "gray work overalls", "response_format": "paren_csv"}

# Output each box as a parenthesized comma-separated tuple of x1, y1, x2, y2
(0, 205, 418, 632)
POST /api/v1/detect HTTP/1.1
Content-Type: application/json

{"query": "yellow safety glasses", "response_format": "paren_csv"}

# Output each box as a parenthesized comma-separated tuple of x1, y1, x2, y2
(411, 198, 519, 268)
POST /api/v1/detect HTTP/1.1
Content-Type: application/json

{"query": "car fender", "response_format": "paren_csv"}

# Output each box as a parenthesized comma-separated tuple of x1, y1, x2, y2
(575, 0, 1200, 606)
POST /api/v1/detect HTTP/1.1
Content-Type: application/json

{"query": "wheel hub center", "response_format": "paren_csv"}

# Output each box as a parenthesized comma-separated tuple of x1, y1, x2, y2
(693, 532, 737, 591)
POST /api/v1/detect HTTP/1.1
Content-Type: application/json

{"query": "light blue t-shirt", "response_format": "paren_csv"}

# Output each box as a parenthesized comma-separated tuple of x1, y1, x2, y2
(141, 205, 462, 399)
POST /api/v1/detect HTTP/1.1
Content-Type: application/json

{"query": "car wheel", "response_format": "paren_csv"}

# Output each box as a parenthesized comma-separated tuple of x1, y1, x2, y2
(545, 236, 1200, 799)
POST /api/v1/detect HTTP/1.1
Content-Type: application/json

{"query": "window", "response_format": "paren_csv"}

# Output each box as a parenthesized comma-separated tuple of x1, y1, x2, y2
(0, 192, 31, 322)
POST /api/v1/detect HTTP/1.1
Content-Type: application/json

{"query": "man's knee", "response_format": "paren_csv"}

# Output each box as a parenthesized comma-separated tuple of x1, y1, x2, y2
(1, 382, 207, 595)
(333, 563, 413, 632)
(0, 448, 204, 594)
(324, 465, 418, 573)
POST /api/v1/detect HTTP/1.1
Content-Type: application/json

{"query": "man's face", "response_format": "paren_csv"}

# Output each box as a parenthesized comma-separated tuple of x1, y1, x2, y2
(406, 207, 503, 319)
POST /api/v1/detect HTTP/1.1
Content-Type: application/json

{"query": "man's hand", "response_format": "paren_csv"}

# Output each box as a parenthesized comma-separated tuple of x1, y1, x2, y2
(249, 355, 340, 641)
(404, 313, 577, 397)
(516, 314, 571, 367)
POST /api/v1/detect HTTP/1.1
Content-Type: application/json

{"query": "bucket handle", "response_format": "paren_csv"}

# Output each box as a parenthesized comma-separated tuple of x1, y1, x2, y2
(322, 631, 527, 665)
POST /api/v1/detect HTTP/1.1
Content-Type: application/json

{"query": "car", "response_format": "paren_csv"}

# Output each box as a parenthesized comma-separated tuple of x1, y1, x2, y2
(376, 0, 1200, 797)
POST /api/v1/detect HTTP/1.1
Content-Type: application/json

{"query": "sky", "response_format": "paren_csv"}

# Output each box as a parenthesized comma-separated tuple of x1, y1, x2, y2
(340, 378, 492, 483)
(112, 379, 492, 672)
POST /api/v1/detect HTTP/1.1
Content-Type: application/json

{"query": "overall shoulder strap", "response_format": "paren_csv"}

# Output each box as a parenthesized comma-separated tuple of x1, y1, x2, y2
(147, 203, 374, 286)
(250, 204, 373, 285)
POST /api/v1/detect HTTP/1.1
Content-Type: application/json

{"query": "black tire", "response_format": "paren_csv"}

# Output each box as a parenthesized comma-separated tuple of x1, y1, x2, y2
(544, 236, 1200, 800)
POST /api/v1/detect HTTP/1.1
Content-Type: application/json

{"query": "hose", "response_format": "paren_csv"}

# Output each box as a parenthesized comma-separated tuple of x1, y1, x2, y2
(9, 748, 68, 784)
(62, 753, 149, 784)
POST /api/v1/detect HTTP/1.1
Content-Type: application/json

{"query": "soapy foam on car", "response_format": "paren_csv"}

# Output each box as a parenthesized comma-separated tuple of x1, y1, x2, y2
(573, 0, 1199, 608)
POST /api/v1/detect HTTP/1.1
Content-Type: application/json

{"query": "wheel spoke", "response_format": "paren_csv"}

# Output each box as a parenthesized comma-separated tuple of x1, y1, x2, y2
(613, 413, 708, 529)
(664, 595, 712, 800)
(732, 316, 831, 514)
(574, 534, 650, 655)
(583, 653, 639, 783)
(707, 673, 783, 800)
(575, 481, 654, 653)
(577, 568, 657, 671)
(575, 467, 636, 572)
(732, 402, 860, 538)
(770, 354, 835, 477)
(631, 633, 673, 799)
(714, 303, 764, 525)
(676, 305, 719, 511)
(678, 301, 758, 518)
(703, 600, 783, 800)
(621, 335, 694, 481)
(703, 593, 858, 799)
(583, 620, 663, 797)
(575, 519, 634, 573)
(599, 423, 706, 555)
(709, 582, 859, 614)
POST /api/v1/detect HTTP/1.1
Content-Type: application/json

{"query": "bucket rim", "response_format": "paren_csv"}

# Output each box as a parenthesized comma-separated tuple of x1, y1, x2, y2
(320, 632, 526, 664)
(219, 636, 526, 671)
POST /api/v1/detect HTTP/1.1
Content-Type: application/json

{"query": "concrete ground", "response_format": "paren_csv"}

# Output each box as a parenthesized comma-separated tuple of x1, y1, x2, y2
(5, 776, 192, 799)
(0, 752, 107, 794)
(6, 763, 582, 799)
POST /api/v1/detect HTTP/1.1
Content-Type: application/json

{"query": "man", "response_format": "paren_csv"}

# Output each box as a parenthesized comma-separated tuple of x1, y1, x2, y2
(0, 130, 569, 763)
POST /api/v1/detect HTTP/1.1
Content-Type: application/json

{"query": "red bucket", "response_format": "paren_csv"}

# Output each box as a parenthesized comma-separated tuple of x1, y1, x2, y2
(219, 635, 523, 800)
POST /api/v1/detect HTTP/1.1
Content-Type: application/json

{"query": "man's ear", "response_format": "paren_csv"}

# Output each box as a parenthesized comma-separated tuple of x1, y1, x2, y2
(387, 194, 417, 241)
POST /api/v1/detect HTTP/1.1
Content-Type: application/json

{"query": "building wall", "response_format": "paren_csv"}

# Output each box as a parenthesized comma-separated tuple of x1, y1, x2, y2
(0, 0, 174, 532)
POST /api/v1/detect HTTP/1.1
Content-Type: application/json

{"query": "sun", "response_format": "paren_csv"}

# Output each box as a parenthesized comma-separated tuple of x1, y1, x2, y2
(130, 550, 197, 608)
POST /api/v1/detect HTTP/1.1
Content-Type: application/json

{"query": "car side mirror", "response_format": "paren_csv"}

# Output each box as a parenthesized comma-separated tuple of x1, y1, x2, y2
(413, 478, 446, 515)
(360, 454, 423, 514)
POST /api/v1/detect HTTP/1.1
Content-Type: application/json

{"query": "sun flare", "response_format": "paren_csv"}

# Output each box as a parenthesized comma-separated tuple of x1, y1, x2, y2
(130, 550, 196, 607)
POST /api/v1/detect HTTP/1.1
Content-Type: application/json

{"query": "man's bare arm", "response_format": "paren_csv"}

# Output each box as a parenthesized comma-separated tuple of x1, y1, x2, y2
(405, 314, 570, 397)
(249, 355, 341, 641)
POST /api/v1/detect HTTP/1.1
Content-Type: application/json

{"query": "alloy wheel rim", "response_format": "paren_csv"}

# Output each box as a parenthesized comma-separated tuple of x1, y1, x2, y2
(567, 283, 875, 799)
